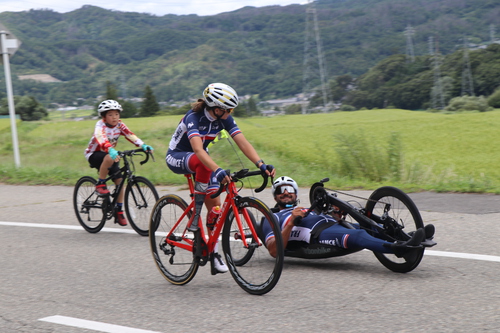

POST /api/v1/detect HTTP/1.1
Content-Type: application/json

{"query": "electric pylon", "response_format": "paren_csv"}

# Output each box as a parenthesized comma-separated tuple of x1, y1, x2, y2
(461, 37, 474, 96)
(404, 25, 416, 63)
(302, 0, 330, 113)
(429, 36, 445, 109)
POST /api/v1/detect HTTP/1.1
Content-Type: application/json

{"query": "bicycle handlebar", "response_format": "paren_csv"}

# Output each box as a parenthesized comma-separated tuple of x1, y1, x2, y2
(210, 168, 270, 199)
(118, 148, 155, 165)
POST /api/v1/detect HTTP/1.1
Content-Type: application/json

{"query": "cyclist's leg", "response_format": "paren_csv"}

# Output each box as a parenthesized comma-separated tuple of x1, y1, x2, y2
(89, 151, 112, 196)
(317, 224, 393, 253)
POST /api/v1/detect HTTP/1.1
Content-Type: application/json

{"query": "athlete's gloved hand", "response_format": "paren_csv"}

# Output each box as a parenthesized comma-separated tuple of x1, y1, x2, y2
(259, 163, 275, 174)
(142, 144, 154, 152)
(108, 148, 119, 160)
(214, 168, 229, 183)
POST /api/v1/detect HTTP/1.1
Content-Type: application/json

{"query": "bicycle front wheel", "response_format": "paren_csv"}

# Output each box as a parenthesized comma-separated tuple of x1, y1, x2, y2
(73, 176, 107, 233)
(365, 186, 425, 273)
(125, 176, 159, 236)
(149, 194, 198, 285)
(222, 197, 284, 295)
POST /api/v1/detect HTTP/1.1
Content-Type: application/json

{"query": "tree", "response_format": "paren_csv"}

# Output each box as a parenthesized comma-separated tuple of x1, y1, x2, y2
(140, 85, 160, 117)
(487, 87, 500, 108)
(15, 96, 48, 121)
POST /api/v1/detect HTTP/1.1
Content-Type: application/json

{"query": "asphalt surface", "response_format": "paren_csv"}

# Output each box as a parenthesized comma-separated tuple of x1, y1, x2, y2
(0, 184, 499, 332)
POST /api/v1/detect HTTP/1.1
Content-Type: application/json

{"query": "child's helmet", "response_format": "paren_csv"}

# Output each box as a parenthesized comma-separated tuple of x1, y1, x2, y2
(203, 83, 239, 109)
(272, 176, 299, 197)
(98, 100, 123, 115)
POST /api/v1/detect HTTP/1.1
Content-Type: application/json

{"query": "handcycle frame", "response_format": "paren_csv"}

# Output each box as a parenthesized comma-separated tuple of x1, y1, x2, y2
(149, 168, 284, 295)
(73, 148, 159, 236)
(282, 177, 436, 273)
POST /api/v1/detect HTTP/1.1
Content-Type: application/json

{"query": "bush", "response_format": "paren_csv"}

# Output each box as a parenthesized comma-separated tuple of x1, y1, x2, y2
(445, 95, 493, 112)
(339, 104, 356, 111)
(487, 88, 500, 108)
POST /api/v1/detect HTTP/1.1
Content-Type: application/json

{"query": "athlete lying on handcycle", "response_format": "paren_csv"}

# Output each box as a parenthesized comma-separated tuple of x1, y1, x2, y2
(261, 176, 436, 273)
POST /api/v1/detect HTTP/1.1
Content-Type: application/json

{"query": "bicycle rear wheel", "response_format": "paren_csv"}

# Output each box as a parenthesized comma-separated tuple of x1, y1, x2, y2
(73, 176, 107, 233)
(365, 186, 425, 273)
(149, 195, 198, 285)
(125, 176, 159, 236)
(222, 197, 284, 295)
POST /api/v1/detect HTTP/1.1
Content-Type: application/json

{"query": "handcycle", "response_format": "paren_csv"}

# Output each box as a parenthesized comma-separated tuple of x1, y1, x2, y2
(73, 148, 159, 236)
(270, 177, 437, 273)
(149, 169, 284, 295)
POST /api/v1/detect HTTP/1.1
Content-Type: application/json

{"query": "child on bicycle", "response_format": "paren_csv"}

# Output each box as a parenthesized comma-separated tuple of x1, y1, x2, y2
(166, 82, 275, 274)
(84, 99, 154, 227)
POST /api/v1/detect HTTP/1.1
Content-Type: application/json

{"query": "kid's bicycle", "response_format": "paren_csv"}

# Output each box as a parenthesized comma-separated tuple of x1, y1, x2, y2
(149, 169, 284, 295)
(73, 148, 159, 236)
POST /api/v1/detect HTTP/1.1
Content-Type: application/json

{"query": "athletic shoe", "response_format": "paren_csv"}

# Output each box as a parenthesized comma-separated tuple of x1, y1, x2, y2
(212, 253, 228, 274)
(115, 211, 128, 226)
(95, 183, 110, 196)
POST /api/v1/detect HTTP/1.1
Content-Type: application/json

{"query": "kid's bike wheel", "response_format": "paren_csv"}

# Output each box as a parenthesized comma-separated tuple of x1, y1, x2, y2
(125, 176, 159, 236)
(222, 197, 284, 295)
(365, 186, 425, 273)
(73, 176, 107, 233)
(149, 195, 198, 285)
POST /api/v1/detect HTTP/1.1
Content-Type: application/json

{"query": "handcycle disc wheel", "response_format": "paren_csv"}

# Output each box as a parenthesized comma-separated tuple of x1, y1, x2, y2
(222, 197, 284, 295)
(125, 176, 159, 236)
(73, 176, 107, 233)
(365, 186, 425, 273)
(149, 195, 198, 285)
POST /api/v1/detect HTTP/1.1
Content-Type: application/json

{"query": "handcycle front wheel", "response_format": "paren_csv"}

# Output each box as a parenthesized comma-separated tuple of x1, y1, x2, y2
(365, 186, 425, 273)
(149, 194, 198, 285)
(73, 176, 107, 233)
(222, 197, 284, 295)
(125, 176, 159, 236)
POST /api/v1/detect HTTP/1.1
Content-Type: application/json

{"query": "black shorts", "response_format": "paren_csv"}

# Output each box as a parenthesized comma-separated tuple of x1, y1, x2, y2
(88, 151, 122, 180)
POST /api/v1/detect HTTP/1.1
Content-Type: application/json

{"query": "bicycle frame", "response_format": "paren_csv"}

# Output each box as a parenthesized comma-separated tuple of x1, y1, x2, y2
(165, 173, 264, 259)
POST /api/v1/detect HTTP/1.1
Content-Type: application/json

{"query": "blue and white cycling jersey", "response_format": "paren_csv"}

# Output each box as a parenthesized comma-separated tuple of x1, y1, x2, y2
(168, 108, 241, 153)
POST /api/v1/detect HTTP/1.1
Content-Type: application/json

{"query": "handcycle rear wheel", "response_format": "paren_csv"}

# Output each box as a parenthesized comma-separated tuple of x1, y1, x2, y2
(365, 186, 425, 273)
(222, 197, 284, 295)
(73, 176, 107, 233)
(125, 176, 159, 236)
(149, 194, 198, 285)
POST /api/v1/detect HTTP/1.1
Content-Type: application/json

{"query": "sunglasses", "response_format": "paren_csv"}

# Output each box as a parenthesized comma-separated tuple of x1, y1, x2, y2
(215, 107, 233, 114)
(275, 185, 296, 195)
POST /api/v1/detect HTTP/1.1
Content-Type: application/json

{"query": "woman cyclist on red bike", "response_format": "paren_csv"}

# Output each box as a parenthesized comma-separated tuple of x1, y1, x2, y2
(166, 83, 275, 273)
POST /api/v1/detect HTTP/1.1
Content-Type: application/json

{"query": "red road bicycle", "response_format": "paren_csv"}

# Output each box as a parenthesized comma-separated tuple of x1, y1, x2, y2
(149, 169, 284, 295)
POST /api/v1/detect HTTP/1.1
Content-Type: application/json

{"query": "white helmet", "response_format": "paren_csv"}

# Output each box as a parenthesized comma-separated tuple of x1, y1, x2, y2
(272, 176, 299, 197)
(98, 99, 123, 115)
(203, 83, 239, 109)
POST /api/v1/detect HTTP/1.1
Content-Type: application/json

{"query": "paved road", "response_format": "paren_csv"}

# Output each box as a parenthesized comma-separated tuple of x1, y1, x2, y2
(0, 184, 499, 332)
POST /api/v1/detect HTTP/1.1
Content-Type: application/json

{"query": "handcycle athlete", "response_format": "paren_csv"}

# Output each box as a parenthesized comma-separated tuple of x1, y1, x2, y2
(262, 176, 436, 273)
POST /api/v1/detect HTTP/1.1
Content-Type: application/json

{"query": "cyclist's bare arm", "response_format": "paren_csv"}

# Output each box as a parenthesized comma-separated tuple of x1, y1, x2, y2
(266, 207, 305, 257)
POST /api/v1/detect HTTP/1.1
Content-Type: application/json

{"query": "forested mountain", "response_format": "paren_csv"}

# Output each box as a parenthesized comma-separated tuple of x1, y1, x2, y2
(0, 0, 498, 106)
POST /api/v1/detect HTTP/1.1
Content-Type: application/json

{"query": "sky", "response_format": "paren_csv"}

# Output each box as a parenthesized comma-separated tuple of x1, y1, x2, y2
(0, 0, 305, 17)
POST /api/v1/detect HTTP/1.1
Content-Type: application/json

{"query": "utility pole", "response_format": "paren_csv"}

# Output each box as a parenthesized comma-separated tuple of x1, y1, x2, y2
(429, 36, 445, 109)
(302, 0, 329, 114)
(490, 24, 496, 44)
(0, 22, 21, 167)
(461, 37, 474, 96)
(404, 25, 416, 63)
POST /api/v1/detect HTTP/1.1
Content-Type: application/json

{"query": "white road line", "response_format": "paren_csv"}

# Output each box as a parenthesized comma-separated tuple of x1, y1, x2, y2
(2, 221, 500, 263)
(39, 315, 162, 333)
(0, 221, 137, 234)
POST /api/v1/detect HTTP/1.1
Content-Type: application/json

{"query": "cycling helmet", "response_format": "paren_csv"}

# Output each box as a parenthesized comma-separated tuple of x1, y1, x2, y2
(272, 176, 299, 197)
(98, 99, 123, 115)
(203, 83, 239, 109)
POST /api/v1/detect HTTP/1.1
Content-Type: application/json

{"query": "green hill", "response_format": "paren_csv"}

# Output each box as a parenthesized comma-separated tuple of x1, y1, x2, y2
(0, 0, 498, 106)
